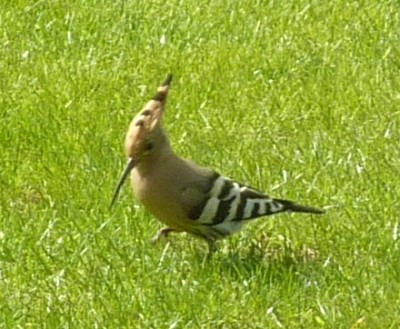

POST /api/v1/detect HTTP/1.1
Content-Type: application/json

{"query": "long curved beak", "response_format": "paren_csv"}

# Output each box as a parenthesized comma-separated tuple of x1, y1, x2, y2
(109, 157, 137, 209)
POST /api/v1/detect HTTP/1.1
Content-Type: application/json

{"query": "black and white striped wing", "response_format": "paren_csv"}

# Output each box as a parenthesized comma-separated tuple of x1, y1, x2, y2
(188, 175, 285, 226)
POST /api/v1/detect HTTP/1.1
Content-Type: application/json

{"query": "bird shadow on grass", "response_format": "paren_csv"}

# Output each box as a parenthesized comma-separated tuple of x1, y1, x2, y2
(194, 236, 321, 283)
(147, 232, 321, 285)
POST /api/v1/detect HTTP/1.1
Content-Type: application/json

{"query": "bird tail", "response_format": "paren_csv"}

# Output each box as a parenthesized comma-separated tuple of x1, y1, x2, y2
(274, 198, 325, 214)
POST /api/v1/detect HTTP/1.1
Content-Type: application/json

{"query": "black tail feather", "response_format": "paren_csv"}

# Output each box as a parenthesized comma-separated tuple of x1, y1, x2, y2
(275, 198, 325, 214)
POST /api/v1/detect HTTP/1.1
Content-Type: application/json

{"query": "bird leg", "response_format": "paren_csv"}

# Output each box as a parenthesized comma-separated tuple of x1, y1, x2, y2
(206, 239, 218, 257)
(151, 227, 176, 244)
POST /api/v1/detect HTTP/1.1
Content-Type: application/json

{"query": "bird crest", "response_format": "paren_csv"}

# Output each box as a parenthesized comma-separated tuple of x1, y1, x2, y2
(124, 74, 172, 158)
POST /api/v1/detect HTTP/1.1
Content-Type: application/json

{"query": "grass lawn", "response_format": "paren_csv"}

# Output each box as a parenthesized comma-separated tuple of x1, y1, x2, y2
(1, 0, 399, 327)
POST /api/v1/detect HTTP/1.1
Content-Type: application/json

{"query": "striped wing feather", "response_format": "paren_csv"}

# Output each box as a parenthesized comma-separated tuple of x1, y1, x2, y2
(188, 174, 324, 227)
(189, 175, 283, 225)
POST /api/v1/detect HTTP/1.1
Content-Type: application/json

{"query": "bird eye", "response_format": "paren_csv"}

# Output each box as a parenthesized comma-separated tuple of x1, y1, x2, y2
(146, 142, 154, 151)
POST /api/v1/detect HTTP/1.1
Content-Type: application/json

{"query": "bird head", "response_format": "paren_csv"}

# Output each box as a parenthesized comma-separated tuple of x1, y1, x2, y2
(110, 74, 172, 208)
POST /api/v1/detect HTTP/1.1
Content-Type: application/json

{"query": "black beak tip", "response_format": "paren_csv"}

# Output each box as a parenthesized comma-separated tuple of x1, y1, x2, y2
(109, 157, 137, 211)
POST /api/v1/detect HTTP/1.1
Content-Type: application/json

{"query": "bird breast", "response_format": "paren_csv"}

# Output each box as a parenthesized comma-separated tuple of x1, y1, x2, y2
(129, 162, 191, 229)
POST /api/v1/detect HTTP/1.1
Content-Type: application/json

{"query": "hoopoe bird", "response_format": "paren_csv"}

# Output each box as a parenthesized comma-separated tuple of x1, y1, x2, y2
(110, 74, 324, 252)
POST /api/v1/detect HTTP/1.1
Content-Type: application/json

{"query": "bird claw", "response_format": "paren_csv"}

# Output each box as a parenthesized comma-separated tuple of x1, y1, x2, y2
(151, 227, 175, 245)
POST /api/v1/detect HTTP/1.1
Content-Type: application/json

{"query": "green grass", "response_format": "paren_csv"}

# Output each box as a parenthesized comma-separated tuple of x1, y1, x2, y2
(1, 0, 399, 327)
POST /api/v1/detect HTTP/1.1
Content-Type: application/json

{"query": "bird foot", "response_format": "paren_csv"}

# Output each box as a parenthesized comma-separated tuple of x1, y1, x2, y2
(151, 227, 175, 244)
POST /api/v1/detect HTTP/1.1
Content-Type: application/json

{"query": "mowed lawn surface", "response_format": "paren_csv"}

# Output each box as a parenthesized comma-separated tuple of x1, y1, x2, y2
(1, 1, 399, 328)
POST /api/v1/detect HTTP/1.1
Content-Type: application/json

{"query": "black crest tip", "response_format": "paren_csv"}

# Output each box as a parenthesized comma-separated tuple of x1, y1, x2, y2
(162, 74, 173, 86)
